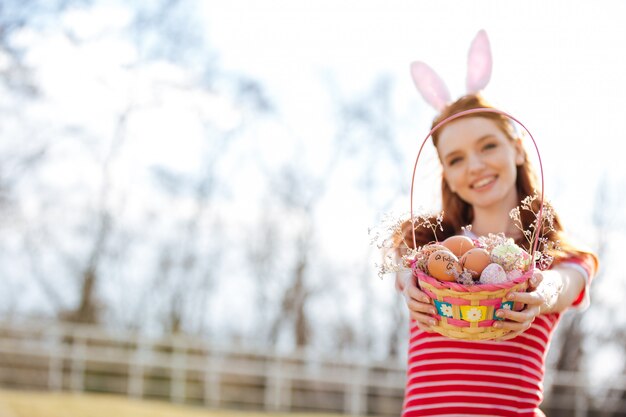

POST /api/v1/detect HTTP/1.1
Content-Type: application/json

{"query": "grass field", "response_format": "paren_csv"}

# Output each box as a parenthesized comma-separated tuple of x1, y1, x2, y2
(0, 390, 347, 417)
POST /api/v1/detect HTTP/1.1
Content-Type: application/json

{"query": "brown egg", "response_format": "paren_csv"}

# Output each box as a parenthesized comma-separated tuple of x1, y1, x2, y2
(460, 248, 491, 279)
(442, 235, 475, 257)
(427, 250, 462, 282)
(413, 244, 452, 273)
(421, 243, 450, 257)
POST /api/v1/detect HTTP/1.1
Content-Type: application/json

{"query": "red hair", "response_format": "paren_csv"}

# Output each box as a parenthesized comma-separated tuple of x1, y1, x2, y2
(395, 94, 598, 272)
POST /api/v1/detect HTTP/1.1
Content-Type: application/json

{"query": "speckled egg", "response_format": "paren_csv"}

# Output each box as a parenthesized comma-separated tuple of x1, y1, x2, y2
(479, 263, 508, 284)
(460, 248, 491, 279)
(427, 250, 462, 282)
(506, 269, 524, 281)
(442, 235, 475, 257)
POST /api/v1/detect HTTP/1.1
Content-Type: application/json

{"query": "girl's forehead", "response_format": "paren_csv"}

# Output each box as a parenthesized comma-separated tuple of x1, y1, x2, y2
(437, 117, 503, 150)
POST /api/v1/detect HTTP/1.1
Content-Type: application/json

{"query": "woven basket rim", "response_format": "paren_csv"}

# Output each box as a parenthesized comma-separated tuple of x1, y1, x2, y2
(415, 268, 532, 293)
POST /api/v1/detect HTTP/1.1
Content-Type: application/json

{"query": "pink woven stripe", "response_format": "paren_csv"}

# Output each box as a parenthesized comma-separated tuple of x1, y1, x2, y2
(416, 269, 531, 292)
(423, 289, 437, 299)
(442, 296, 471, 305)
(479, 298, 503, 306)
(446, 318, 470, 327)
(479, 320, 496, 327)
(424, 293, 505, 307)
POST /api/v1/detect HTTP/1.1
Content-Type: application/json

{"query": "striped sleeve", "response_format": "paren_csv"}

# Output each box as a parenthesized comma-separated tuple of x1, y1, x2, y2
(557, 253, 598, 311)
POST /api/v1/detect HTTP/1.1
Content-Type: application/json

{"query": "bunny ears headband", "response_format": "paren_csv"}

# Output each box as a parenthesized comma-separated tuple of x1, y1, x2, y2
(410, 30, 492, 111)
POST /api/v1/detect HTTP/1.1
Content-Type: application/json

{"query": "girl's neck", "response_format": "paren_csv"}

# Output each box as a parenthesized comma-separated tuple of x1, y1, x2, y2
(470, 205, 521, 239)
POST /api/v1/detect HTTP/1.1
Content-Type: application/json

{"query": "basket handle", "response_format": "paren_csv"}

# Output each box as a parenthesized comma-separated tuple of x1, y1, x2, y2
(410, 107, 545, 262)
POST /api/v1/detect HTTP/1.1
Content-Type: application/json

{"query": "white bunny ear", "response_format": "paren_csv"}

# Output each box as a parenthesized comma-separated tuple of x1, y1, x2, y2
(410, 61, 451, 111)
(466, 29, 492, 93)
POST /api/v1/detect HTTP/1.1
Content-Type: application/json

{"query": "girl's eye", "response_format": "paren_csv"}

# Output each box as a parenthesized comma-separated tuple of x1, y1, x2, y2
(483, 143, 497, 151)
(449, 157, 462, 166)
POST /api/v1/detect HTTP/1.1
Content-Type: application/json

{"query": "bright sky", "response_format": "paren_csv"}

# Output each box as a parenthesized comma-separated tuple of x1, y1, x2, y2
(202, 0, 626, 228)
(198, 0, 626, 292)
(6, 0, 626, 373)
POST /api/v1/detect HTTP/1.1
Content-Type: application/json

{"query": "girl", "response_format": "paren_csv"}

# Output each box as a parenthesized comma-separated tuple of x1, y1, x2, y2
(393, 32, 599, 417)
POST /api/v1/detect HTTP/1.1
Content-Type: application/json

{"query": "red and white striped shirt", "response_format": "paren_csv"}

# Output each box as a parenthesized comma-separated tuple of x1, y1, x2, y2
(402, 256, 595, 417)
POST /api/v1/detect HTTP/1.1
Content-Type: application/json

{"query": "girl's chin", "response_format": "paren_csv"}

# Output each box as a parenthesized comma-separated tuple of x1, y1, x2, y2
(467, 190, 516, 210)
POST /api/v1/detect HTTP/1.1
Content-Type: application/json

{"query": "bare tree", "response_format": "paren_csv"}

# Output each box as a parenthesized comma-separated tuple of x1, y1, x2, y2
(333, 77, 410, 358)
(146, 129, 234, 335)
(0, 0, 272, 336)
(264, 165, 319, 349)
(258, 77, 412, 356)
(246, 201, 281, 341)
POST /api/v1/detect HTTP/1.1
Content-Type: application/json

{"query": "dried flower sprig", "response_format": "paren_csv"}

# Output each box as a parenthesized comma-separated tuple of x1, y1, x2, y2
(371, 193, 561, 282)
(369, 210, 444, 278)
(475, 232, 514, 252)
(369, 212, 407, 278)
(414, 211, 445, 244)
(509, 192, 560, 270)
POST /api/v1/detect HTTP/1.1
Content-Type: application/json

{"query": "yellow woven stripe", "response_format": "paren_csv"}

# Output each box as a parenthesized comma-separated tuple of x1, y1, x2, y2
(452, 304, 461, 319)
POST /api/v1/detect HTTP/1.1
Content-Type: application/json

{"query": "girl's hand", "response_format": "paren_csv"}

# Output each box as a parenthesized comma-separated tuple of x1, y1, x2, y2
(493, 271, 544, 341)
(398, 271, 438, 333)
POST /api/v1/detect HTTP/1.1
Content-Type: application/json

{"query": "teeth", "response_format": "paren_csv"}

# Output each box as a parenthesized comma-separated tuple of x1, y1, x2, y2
(472, 176, 495, 188)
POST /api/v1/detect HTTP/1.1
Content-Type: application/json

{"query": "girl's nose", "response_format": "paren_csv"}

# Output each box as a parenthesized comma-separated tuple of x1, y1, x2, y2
(467, 153, 485, 173)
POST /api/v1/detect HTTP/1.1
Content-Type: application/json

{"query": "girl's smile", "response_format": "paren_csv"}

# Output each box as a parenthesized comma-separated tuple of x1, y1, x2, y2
(470, 175, 497, 191)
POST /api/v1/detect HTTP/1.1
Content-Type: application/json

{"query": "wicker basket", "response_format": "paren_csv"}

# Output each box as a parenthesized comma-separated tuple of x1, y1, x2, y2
(408, 107, 544, 340)
(415, 268, 530, 340)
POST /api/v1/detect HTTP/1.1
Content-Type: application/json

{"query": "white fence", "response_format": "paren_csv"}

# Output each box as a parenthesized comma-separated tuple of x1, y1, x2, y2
(0, 319, 404, 415)
(0, 319, 625, 416)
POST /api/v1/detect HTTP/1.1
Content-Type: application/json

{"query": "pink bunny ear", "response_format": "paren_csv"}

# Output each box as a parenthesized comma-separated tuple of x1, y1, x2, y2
(410, 61, 451, 111)
(466, 29, 492, 93)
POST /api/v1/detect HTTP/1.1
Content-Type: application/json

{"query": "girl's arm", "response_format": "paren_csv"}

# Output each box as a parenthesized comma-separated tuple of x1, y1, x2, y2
(536, 264, 586, 314)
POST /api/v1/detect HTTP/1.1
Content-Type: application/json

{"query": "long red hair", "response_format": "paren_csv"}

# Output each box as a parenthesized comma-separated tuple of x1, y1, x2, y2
(395, 94, 598, 271)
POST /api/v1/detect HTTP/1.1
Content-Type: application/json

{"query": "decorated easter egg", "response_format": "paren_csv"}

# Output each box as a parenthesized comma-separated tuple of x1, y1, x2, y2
(490, 243, 525, 271)
(519, 249, 532, 271)
(460, 248, 491, 279)
(412, 243, 451, 273)
(506, 269, 523, 281)
(442, 235, 475, 257)
(479, 263, 508, 284)
(422, 243, 451, 257)
(456, 270, 476, 286)
(427, 250, 462, 282)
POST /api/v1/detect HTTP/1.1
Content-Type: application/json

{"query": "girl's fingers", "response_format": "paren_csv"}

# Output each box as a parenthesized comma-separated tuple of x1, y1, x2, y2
(494, 320, 531, 332)
(401, 275, 437, 332)
(407, 298, 437, 315)
(506, 291, 543, 306)
(416, 322, 437, 333)
(397, 272, 437, 333)
(410, 311, 438, 328)
(493, 306, 539, 332)
(495, 305, 539, 323)
(528, 271, 543, 291)
(405, 283, 430, 304)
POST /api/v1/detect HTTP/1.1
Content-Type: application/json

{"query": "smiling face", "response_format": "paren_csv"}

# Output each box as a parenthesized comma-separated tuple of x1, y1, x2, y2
(436, 117, 525, 211)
